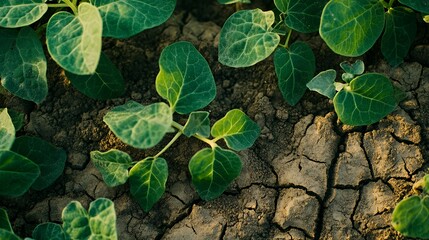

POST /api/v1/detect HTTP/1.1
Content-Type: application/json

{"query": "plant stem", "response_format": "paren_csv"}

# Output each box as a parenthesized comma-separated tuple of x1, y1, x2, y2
(154, 131, 182, 158)
(284, 28, 293, 48)
(61, 0, 78, 15)
(171, 121, 217, 148)
(388, 0, 395, 8)
(47, 3, 69, 8)
(235, 2, 242, 11)
(72, 0, 78, 5)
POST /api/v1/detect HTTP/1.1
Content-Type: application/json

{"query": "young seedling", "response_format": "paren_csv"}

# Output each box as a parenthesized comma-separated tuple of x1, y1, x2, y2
(90, 41, 260, 211)
(0, 0, 176, 102)
(392, 173, 429, 239)
(306, 60, 401, 126)
(0, 108, 66, 197)
(320, 0, 427, 67)
(218, 0, 328, 106)
(0, 198, 117, 239)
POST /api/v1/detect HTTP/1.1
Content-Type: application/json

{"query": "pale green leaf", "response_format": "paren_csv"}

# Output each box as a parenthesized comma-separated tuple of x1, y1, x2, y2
(274, 0, 328, 33)
(274, 42, 315, 105)
(334, 73, 396, 126)
(62, 198, 117, 240)
(189, 147, 241, 200)
(32, 223, 65, 240)
(320, 0, 385, 56)
(104, 101, 172, 149)
(156, 41, 216, 114)
(211, 109, 260, 151)
(92, 0, 176, 38)
(66, 52, 125, 100)
(0, 109, 15, 151)
(90, 149, 132, 187)
(0, 150, 40, 197)
(183, 111, 210, 138)
(0, 229, 20, 240)
(0, 27, 47, 104)
(129, 157, 168, 211)
(381, 7, 417, 67)
(306, 69, 337, 99)
(340, 60, 365, 75)
(11, 136, 66, 191)
(392, 195, 429, 239)
(0, 0, 47, 28)
(218, 9, 280, 67)
(0, 208, 13, 233)
(399, 0, 429, 13)
(47, 3, 102, 75)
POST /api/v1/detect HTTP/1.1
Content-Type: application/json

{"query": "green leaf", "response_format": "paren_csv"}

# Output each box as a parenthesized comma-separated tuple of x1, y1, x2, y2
(183, 111, 210, 138)
(340, 60, 365, 75)
(66, 52, 125, 100)
(218, 9, 280, 67)
(0, 229, 20, 240)
(306, 69, 337, 99)
(62, 198, 117, 240)
(217, 0, 250, 4)
(274, 42, 316, 105)
(0, 27, 47, 104)
(129, 157, 168, 211)
(381, 7, 417, 67)
(90, 149, 132, 187)
(7, 109, 24, 132)
(0, 150, 40, 197)
(189, 147, 241, 200)
(46, 2, 102, 75)
(274, 0, 328, 33)
(0, 109, 15, 151)
(333, 73, 396, 126)
(0, 208, 13, 233)
(320, 0, 385, 56)
(11, 136, 66, 191)
(211, 109, 260, 151)
(399, 0, 429, 13)
(156, 41, 216, 114)
(392, 195, 429, 239)
(32, 223, 65, 240)
(92, 0, 176, 38)
(0, 0, 48, 28)
(104, 101, 172, 149)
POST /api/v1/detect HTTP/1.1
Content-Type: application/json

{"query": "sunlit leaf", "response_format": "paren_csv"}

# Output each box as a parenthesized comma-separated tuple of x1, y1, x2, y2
(0, 109, 15, 151)
(219, 9, 280, 67)
(183, 111, 210, 138)
(392, 195, 429, 239)
(156, 41, 216, 114)
(217, 0, 250, 4)
(0, 0, 47, 28)
(306, 69, 337, 99)
(91, 149, 132, 187)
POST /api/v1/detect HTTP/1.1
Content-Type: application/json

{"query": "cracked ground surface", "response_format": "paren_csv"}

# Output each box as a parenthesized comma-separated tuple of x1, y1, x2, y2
(1, 1, 429, 239)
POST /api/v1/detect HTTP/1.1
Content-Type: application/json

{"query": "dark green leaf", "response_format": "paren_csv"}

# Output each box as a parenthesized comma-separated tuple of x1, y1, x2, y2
(381, 7, 417, 67)
(274, 42, 316, 105)
(399, 0, 429, 13)
(32, 223, 65, 240)
(129, 157, 168, 211)
(0, 0, 48, 28)
(0, 208, 13, 233)
(91, 149, 132, 187)
(392, 195, 429, 239)
(306, 69, 337, 99)
(7, 109, 24, 132)
(66, 52, 125, 100)
(183, 111, 210, 138)
(0, 229, 20, 240)
(156, 41, 216, 114)
(11, 136, 66, 191)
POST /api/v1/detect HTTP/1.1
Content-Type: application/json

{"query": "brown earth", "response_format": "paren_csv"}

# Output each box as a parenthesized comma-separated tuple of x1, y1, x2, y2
(1, 1, 429, 239)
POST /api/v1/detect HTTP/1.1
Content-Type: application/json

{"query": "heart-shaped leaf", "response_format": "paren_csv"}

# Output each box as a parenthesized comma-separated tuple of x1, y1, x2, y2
(211, 109, 260, 151)
(320, 0, 385, 56)
(340, 60, 365, 76)
(0, 27, 47, 104)
(47, 2, 102, 74)
(306, 69, 337, 99)
(92, 0, 176, 38)
(334, 73, 396, 126)
(156, 41, 216, 114)
(0, 150, 40, 197)
(66, 52, 125, 100)
(0, 0, 48, 28)
(32, 223, 65, 240)
(103, 101, 172, 149)
(62, 198, 117, 240)
(0, 208, 13, 233)
(399, 0, 429, 13)
(11, 136, 66, 191)
(0, 109, 15, 151)
(219, 9, 280, 67)
(129, 157, 168, 211)
(274, 42, 315, 105)
(274, 0, 328, 33)
(183, 111, 210, 138)
(91, 149, 132, 187)
(381, 7, 417, 67)
(392, 195, 429, 239)
(189, 147, 242, 200)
